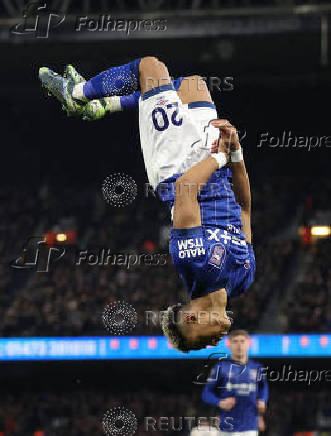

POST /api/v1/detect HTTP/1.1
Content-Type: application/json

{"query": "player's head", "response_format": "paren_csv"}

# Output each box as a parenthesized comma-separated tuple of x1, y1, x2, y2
(161, 300, 232, 353)
(228, 329, 250, 361)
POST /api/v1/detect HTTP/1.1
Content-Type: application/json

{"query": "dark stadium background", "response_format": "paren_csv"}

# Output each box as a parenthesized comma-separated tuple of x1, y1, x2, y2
(1, 1, 331, 435)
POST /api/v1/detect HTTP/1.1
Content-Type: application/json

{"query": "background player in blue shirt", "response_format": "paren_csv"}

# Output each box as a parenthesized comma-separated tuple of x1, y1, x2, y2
(39, 57, 256, 352)
(202, 330, 268, 436)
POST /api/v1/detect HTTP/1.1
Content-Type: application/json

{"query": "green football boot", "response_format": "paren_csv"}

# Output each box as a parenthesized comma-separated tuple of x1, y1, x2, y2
(64, 64, 112, 121)
(39, 66, 85, 117)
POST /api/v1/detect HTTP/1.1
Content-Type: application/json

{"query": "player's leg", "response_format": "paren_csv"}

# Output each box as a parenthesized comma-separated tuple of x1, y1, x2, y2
(139, 56, 171, 94)
(39, 57, 142, 116)
(53, 63, 210, 121)
(81, 75, 186, 121)
(39, 56, 173, 119)
(176, 75, 213, 105)
(41, 56, 169, 104)
(73, 58, 142, 101)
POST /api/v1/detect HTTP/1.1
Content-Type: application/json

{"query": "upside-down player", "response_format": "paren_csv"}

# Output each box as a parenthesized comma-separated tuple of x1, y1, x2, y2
(39, 57, 256, 352)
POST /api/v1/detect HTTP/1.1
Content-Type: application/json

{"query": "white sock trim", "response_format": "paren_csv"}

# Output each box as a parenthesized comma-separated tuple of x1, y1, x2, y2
(72, 82, 87, 102)
(104, 96, 122, 112)
(212, 152, 228, 169)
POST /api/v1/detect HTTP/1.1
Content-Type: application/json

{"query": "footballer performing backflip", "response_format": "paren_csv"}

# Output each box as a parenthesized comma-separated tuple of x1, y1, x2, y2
(39, 57, 256, 352)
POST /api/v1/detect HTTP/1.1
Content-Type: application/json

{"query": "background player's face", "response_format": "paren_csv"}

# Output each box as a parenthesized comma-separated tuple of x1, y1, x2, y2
(228, 335, 250, 361)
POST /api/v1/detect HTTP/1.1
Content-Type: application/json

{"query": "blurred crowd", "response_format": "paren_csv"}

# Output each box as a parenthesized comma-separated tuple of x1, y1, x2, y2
(0, 387, 199, 436)
(0, 386, 329, 436)
(283, 239, 331, 332)
(228, 239, 295, 332)
(267, 388, 331, 436)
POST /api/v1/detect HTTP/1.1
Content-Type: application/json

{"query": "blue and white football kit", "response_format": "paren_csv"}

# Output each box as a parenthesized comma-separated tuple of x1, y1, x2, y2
(139, 84, 255, 300)
(202, 358, 268, 435)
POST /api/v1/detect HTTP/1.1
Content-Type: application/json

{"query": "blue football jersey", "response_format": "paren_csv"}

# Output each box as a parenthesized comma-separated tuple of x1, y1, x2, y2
(159, 167, 255, 299)
(157, 167, 242, 230)
(202, 358, 269, 432)
(169, 225, 255, 299)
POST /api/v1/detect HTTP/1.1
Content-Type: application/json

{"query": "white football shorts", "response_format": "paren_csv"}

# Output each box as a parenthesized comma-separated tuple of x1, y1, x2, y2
(138, 83, 220, 189)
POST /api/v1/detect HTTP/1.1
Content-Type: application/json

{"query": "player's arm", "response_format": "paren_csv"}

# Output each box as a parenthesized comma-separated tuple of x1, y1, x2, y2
(256, 364, 269, 433)
(257, 369, 269, 413)
(173, 151, 229, 229)
(202, 363, 236, 411)
(201, 363, 222, 407)
(230, 158, 251, 244)
(258, 415, 266, 432)
(211, 120, 252, 243)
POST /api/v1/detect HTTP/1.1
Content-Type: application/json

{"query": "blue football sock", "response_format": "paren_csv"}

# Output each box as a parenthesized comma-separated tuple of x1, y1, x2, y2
(83, 58, 141, 100)
(119, 77, 184, 111)
(172, 77, 184, 91)
(120, 91, 141, 111)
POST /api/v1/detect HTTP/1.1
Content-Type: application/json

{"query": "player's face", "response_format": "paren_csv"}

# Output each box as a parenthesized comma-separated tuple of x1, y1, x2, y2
(184, 316, 231, 350)
(228, 335, 250, 359)
(186, 332, 227, 351)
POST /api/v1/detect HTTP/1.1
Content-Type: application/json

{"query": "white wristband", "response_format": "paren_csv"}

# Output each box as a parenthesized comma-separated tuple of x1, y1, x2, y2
(231, 147, 243, 162)
(212, 152, 228, 169)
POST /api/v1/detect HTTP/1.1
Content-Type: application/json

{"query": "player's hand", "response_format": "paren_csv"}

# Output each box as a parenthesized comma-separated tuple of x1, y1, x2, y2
(211, 119, 240, 152)
(210, 138, 230, 157)
(219, 397, 236, 410)
(257, 400, 266, 414)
